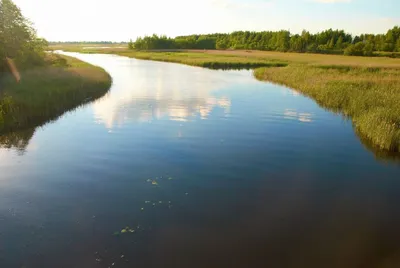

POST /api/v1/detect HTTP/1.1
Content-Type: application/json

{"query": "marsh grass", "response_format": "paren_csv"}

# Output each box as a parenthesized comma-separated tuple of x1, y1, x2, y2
(52, 45, 400, 152)
(115, 51, 289, 69)
(55, 47, 289, 69)
(0, 54, 112, 134)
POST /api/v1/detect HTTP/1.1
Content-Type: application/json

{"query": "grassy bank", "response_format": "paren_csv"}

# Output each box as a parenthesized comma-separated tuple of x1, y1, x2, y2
(53, 47, 288, 69)
(0, 54, 112, 134)
(52, 46, 400, 152)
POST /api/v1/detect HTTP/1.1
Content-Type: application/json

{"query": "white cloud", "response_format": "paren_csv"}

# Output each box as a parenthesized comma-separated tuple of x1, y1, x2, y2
(209, 0, 274, 10)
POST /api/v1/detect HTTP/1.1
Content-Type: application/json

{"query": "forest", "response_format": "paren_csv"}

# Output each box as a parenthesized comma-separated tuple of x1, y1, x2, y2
(131, 27, 400, 57)
(49, 41, 127, 45)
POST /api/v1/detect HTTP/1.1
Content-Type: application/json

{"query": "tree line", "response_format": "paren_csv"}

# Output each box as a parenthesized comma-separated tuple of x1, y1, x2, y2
(0, 0, 48, 74)
(49, 41, 127, 45)
(131, 27, 400, 56)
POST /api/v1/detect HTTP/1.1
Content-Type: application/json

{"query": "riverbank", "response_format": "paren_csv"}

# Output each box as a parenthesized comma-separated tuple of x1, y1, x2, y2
(0, 54, 112, 134)
(51, 46, 400, 152)
(53, 47, 288, 69)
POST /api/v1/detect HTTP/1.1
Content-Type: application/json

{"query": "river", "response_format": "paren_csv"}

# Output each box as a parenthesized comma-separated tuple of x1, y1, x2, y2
(1, 52, 400, 268)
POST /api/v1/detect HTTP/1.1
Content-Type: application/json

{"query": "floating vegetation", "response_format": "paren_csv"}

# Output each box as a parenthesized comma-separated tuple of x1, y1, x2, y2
(151, 181, 158, 186)
(116, 226, 135, 235)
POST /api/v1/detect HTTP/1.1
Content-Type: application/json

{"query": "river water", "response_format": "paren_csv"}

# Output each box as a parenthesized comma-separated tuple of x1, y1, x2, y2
(1, 52, 400, 268)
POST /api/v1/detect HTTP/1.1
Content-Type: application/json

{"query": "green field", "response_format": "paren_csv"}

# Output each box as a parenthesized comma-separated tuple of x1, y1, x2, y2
(0, 53, 112, 134)
(52, 46, 400, 68)
(51, 45, 400, 152)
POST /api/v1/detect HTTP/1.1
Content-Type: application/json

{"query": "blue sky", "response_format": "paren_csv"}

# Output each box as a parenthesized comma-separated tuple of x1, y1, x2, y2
(13, 0, 400, 41)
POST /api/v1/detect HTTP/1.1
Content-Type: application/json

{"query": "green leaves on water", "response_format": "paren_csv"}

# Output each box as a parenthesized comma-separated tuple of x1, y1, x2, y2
(116, 226, 135, 235)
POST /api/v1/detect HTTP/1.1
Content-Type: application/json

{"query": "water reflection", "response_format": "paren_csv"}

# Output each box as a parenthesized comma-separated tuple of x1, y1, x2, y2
(93, 93, 231, 128)
(284, 109, 313, 123)
(89, 56, 237, 129)
(0, 128, 35, 154)
(282, 88, 301, 97)
(356, 129, 400, 165)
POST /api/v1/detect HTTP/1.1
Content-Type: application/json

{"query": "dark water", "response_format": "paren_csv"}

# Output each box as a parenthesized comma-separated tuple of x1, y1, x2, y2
(1, 53, 400, 268)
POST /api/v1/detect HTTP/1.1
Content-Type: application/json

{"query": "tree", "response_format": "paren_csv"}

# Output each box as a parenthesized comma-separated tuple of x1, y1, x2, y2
(276, 30, 290, 52)
(328, 38, 335, 49)
(216, 37, 229, 50)
(363, 41, 374, 56)
(344, 42, 365, 56)
(353, 36, 361, 44)
(336, 36, 343, 49)
(128, 26, 399, 56)
(0, 0, 46, 71)
(397, 39, 400, 52)
(128, 39, 134, 49)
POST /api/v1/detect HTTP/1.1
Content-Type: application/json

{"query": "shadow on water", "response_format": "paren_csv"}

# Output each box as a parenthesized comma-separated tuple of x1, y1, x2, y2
(356, 129, 400, 165)
(0, 93, 110, 155)
(0, 128, 35, 154)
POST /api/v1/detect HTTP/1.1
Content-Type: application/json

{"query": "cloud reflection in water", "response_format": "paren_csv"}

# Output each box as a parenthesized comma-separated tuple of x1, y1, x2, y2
(284, 109, 313, 123)
(91, 63, 236, 129)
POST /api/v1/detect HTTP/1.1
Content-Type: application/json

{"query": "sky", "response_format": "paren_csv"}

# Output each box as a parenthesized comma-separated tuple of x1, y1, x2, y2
(13, 0, 400, 41)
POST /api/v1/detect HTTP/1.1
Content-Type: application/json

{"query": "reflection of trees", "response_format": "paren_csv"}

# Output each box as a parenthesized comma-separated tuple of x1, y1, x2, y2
(0, 128, 35, 154)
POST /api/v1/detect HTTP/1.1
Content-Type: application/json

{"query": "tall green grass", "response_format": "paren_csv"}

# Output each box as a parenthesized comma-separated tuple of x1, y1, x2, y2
(0, 54, 112, 134)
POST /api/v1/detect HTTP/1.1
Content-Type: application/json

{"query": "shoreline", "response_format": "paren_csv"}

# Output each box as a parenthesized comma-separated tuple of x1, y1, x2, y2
(0, 54, 112, 135)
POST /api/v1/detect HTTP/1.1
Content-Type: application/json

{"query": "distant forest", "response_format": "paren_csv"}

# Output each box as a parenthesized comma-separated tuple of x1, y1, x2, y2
(130, 27, 400, 57)
(49, 41, 127, 44)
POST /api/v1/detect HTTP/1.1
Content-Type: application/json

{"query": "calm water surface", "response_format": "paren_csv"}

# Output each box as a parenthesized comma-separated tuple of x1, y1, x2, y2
(1, 53, 400, 268)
